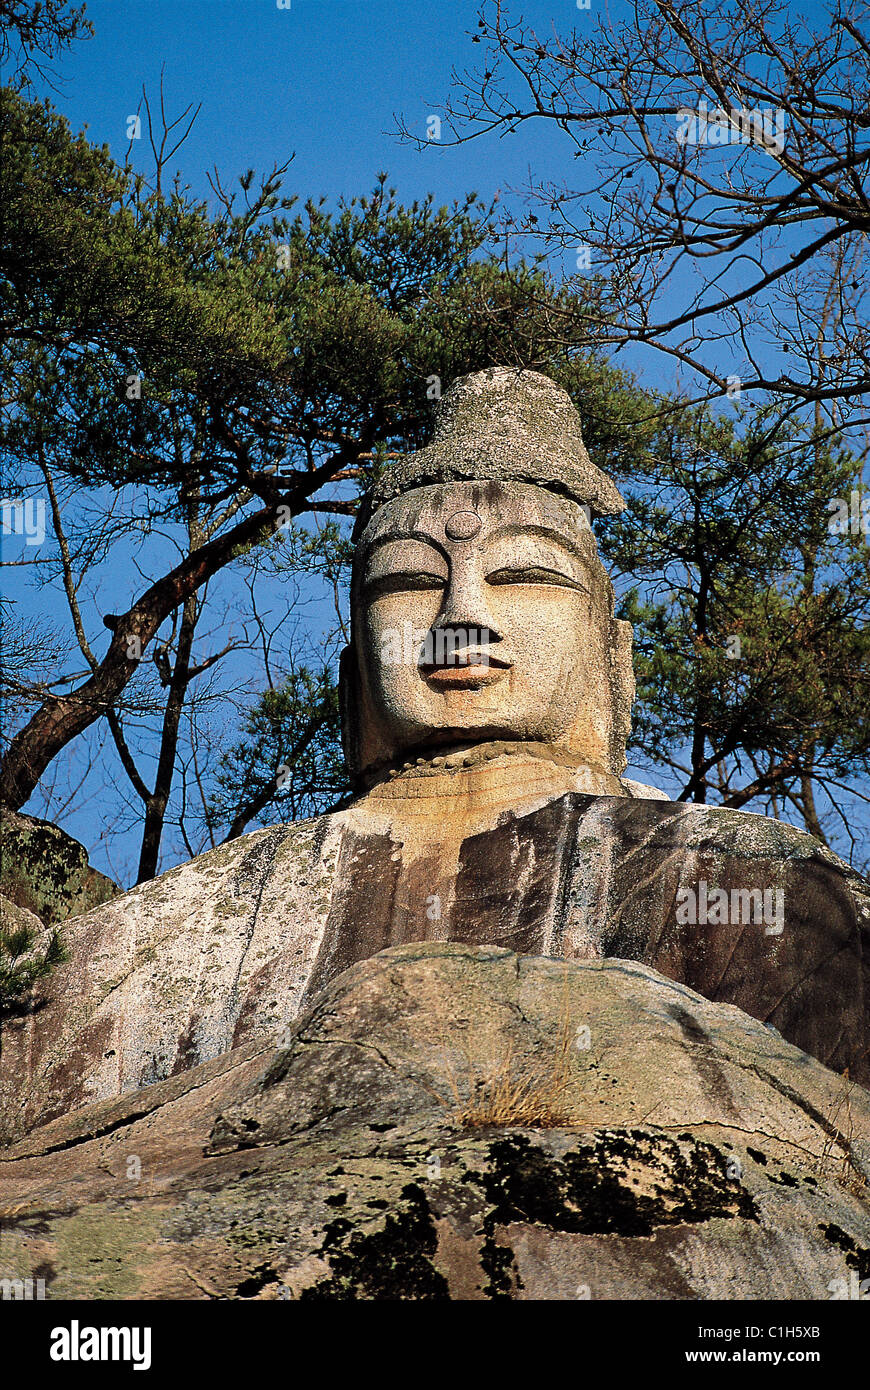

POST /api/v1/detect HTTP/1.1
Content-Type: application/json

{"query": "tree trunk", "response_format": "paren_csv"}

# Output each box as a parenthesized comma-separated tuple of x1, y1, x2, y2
(800, 764, 828, 845)
(136, 588, 198, 883)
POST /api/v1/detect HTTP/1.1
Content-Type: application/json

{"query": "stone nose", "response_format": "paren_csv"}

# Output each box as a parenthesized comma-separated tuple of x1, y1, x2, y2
(431, 562, 503, 644)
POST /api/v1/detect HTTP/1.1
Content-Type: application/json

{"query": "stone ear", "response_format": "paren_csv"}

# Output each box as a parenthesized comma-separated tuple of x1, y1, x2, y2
(338, 644, 363, 788)
(608, 618, 636, 775)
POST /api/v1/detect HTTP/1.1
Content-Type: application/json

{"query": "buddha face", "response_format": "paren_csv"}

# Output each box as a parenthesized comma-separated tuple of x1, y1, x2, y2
(345, 481, 633, 779)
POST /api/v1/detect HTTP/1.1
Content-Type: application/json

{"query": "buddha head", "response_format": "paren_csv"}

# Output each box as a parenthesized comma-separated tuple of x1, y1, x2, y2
(340, 368, 635, 790)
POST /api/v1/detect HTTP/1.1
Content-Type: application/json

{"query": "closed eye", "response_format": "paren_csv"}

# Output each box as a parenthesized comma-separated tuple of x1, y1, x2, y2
(486, 566, 588, 592)
(364, 572, 446, 599)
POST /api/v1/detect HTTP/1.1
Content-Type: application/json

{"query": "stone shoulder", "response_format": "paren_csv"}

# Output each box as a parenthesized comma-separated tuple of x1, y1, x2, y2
(0, 811, 350, 1138)
(57, 813, 345, 938)
(671, 802, 869, 892)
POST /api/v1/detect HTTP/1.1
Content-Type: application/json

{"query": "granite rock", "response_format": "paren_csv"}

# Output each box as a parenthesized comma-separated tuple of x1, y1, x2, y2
(0, 943, 867, 1301)
(0, 808, 117, 927)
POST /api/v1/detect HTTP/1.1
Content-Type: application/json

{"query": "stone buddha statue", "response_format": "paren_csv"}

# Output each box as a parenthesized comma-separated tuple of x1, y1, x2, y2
(2, 368, 868, 1142)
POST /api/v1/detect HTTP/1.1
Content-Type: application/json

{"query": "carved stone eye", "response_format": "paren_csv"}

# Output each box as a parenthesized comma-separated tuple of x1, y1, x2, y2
(364, 571, 446, 599)
(485, 566, 587, 591)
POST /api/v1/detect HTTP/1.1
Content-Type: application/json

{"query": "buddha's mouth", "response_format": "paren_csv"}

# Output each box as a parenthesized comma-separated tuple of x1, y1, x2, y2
(419, 653, 511, 688)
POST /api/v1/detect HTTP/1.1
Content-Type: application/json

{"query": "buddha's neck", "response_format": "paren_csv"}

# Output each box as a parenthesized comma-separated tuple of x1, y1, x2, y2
(348, 739, 625, 848)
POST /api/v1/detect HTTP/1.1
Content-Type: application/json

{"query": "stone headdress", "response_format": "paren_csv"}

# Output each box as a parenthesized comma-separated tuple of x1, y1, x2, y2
(353, 366, 625, 537)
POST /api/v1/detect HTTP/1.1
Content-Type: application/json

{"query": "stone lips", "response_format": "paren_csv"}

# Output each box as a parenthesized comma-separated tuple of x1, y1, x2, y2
(354, 367, 626, 536)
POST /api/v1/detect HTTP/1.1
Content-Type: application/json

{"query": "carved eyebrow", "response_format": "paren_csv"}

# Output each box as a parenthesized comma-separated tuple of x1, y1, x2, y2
(483, 522, 590, 561)
(362, 531, 449, 564)
(361, 534, 448, 598)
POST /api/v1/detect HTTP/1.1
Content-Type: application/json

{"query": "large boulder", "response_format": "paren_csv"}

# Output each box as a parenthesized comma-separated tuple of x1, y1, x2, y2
(0, 808, 116, 927)
(2, 796, 868, 1142)
(0, 943, 867, 1300)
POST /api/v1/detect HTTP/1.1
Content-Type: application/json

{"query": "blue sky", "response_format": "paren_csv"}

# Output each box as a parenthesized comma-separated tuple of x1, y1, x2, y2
(26, 0, 680, 882)
(41, 0, 575, 225)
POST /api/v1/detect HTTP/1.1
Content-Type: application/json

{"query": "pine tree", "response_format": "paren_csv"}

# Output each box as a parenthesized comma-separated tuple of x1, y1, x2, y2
(0, 915, 67, 1016)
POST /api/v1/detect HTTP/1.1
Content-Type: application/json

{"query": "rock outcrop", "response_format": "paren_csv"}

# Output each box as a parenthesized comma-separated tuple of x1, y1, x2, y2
(2, 368, 867, 1304)
(1, 944, 867, 1300)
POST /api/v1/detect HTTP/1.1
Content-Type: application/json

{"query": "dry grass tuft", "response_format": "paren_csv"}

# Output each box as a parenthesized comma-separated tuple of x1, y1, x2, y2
(450, 1037, 575, 1128)
(423, 977, 582, 1129)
